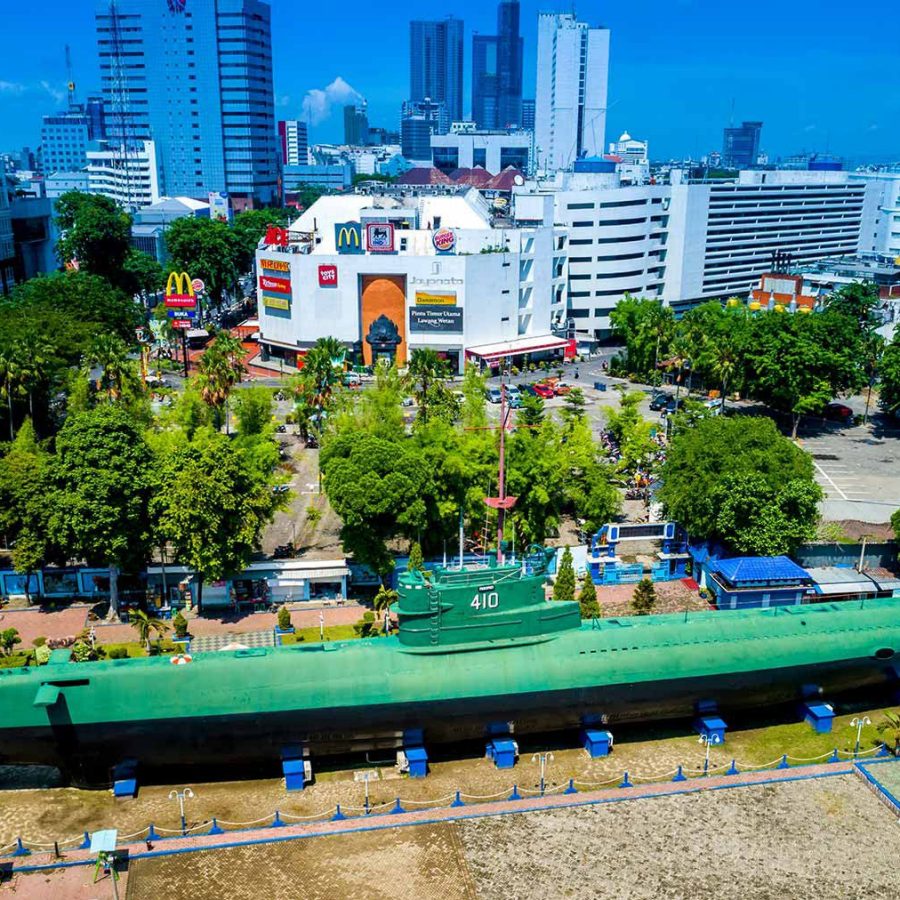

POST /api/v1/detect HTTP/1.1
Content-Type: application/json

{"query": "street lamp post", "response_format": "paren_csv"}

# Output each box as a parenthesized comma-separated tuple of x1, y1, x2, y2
(698, 732, 722, 775)
(850, 716, 871, 757)
(168, 787, 195, 835)
(531, 751, 554, 796)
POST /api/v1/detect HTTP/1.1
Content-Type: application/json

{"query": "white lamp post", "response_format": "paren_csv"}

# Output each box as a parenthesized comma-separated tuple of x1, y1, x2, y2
(168, 787, 195, 834)
(532, 751, 554, 795)
(850, 716, 871, 756)
(698, 732, 722, 775)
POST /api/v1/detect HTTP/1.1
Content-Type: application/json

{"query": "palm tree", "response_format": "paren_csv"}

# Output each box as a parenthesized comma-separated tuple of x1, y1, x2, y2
(14, 336, 54, 422)
(130, 609, 169, 651)
(373, 585, 398, 612)
(86, 334, 140, 403)
(299, 337, 345, 435)
(0, 350, 25, 440)
(196, 331, 246, 431)
(407, 348, 448, 424)
(707, 340, 738, 413)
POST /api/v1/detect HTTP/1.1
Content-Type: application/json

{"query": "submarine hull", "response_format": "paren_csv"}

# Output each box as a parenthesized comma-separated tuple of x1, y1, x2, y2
(1, 654, 891, 786)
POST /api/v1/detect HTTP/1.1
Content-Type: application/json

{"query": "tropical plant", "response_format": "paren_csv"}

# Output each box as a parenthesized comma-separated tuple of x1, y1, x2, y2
(578, 574, 600, 619)
(172, 609, 189, 639)
(277, 605, 293, 631)
(0, 628, 21, 656)
(373, 585, 398, 612)
(553, 546, 576, 602)
(195, 332, 247, 430)
(130, 609, 169, 650)
(407, 542, 425, 572)
(407, 348, 449, 424)
(631, 578, 656, 615)
(0, 349, 25, 440)
(876, 711, 900, 754)
(84, 333, 142, 404)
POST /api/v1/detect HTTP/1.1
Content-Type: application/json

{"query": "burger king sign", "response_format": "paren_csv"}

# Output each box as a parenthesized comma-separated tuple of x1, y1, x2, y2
(432, 228, 456, 254)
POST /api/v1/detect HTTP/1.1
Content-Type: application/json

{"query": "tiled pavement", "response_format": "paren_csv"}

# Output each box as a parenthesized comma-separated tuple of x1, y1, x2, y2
(190, 630, 275, 654)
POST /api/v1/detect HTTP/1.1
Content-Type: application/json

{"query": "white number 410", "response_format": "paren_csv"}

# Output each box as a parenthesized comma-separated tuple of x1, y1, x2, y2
(471, 592, 499, 610)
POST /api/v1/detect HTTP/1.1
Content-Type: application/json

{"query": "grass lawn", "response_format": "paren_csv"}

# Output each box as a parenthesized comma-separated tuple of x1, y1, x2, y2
(281, 624, 359, 644)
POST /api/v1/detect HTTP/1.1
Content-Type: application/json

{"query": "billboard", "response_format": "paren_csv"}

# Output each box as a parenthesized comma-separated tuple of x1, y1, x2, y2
(366, 222, 395, 253)
(259, 258, 292, 313)
(208, 191, 233, 223)
(318, 265, 338, 287)
(409, 306, 464, 333)
(165, 271, 198, 309)
(335, 222, 363, 254)
(263, 296, 291, 310)
(415, 291, 457, 306)
(260, 258, 290, 273)
(432, 228, 456, 253)
(259, 273, 291, 295)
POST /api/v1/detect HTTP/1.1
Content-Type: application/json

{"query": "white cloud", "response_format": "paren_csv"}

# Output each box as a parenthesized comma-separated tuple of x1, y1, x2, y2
(0, 80, 27, 95)
(301, 77, 362, 126)
(40, 80, 66, 104)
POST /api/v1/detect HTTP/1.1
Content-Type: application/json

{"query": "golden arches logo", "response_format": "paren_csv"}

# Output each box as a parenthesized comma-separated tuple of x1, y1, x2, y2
(334, 222, 363, 254)
(166, 271, 195, 298)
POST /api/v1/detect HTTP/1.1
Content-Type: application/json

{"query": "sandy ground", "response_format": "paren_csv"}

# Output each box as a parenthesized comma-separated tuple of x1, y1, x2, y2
(458, 775, 900, 900)
(17, 774, 897, 900)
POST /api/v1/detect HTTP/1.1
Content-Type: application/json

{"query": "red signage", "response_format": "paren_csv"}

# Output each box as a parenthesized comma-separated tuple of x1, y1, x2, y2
(318, 264, 338, 287)
(264, 226, 290, 247)
(259, 274, 292, 294)
(171, 318, 193, 330)
(165, 295, 197, 308)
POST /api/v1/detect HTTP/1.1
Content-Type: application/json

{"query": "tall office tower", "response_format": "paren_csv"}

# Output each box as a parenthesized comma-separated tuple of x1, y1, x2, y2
(343, 102, 369, 146)
(471, 0, 523, 130)
(521, 99, 535, 131)
(409, 18, 464, 124)
(84, 96, 107, 140)
(495, 0, 523, 128)
(278, 120, 309, 166)
(535, 14, 610, 173)
(722, 121, 763, 168)
(95, 0, 279, 206)
(401, 99, 448, 163)
(472, 35, 499, 129)
(41, 109, 92, 175)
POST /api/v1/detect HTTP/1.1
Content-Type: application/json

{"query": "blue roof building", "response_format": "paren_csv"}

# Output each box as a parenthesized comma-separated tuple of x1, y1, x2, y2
(708, 556, 813, 610)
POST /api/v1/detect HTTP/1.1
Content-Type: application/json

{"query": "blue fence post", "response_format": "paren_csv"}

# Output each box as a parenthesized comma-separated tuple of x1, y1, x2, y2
(271, 810, 285, 828)
(672, 765, 686, 783)
(450, 790, 465, 807)
(389, 798, 405, 814)
(726, 759, 739, 776)
(777, 754, 790, 770)
(564, 778, 578, 795)
(508, 784, 522, 801)
(332, 805, 346, 821)
(829, 748, 840, 763)
(12, 838, 30, 857)
(79, 831, 91, 850)
(208, 818, 224, 836)
(147, 824, 160, 842)
(619, 771, 633, 788)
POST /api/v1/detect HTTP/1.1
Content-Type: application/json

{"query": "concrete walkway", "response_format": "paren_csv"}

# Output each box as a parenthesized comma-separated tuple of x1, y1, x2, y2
(7, 760, 856, 874)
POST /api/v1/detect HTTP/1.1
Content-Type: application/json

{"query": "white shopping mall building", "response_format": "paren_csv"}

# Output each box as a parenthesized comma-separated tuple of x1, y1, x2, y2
(255, 191, 571, 373)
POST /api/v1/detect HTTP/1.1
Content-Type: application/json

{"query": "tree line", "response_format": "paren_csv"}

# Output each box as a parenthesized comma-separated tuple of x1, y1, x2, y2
(610, 283, 891, 436)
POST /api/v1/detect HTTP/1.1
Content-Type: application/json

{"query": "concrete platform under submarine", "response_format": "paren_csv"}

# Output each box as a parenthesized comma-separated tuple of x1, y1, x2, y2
(2, 546, 900, 787)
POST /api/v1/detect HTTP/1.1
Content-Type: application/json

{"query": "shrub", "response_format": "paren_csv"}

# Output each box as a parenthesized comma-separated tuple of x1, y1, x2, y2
(305, 504, 322, 528)
(172, 610, 189, 639)
(553, 547, 576, 602)
(108, 647, 128, 660)
(71, 640, 94, 662)
(35, 645, 51, 665)
(1, 628, 21, 656)
(277, 605, 292, 631)
(579, 576, 601, 619)
(631, 578, 657, 615)
(32, 636, 47, 648)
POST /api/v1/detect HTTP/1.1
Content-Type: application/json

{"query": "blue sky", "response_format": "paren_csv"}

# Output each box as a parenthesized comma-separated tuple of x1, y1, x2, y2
(2, 0, 897, 163)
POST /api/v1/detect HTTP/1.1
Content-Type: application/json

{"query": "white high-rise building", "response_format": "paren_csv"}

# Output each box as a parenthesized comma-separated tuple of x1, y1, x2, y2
(535, 14, 610, 174)
(850, 170, 900, 259)
(86, 140, 161, 210)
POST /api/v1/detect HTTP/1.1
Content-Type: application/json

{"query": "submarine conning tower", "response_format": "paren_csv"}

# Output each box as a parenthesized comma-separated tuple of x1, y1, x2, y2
(394, 546, 582, 650)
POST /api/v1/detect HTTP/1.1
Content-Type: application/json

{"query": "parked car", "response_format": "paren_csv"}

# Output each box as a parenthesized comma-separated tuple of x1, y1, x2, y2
(649, 392, 670, 411)
(485, 386, 503, 404)
(823, 401, 853, 422)
(554, 381, 574, 396)
(401, 397, 416, 408)
(520, 384, 540, 397)
(342, 372, 361, 388)
(530, 382, 555, 399)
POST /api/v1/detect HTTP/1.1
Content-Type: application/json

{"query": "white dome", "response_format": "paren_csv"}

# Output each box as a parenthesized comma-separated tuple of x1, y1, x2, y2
(619, 131, 631, 141)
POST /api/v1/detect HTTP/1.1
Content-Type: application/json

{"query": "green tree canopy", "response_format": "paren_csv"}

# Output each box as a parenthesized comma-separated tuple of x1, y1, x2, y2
(631, 578, 656, 615)
(232, 208, 291, 271)
(578, 572, 600, 619)
(232, 385, 274, 438)
(55, 192, 133, 291)
(880, 337, 900, 416)
(49, 405, 154, 615)
(150, 428, 279, 613)
(658, 415, 821, 554)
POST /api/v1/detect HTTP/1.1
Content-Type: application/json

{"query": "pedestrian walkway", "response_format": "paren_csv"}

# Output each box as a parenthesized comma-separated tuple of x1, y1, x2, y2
(190, 629, 275, 654)
(6, 759, 861, 875)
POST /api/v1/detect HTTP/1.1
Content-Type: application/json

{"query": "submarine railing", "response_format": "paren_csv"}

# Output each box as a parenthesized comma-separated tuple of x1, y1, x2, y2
(2, 744, 893, 858)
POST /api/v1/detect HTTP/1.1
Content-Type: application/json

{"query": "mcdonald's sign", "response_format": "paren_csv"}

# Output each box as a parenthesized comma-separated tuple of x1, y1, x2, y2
(165, 272, 198, 309)
(334, 221, 363, 255)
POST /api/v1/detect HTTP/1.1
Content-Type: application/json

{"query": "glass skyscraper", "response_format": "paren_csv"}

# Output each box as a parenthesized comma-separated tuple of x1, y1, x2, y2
(471, 0, 522, 130)
(95, 0, 278, 206)
(722, 121, 763, 169)
(409, 18, 464, 124)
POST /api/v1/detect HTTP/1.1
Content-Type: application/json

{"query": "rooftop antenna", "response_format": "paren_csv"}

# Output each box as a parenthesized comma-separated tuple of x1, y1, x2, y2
(65, 44, 77, 108)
